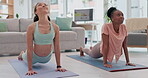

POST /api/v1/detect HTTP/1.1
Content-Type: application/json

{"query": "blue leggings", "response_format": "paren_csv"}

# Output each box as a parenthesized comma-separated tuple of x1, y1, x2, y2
(22, 50, 53, 64)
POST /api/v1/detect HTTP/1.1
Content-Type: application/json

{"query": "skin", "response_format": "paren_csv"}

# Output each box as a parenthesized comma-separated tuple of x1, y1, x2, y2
(18, 2, 66, 75)
(102, 10, 136, 68)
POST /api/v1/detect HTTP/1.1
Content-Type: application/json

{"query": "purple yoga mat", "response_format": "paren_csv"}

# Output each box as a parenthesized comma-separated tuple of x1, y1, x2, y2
(9, 59, 79, 78)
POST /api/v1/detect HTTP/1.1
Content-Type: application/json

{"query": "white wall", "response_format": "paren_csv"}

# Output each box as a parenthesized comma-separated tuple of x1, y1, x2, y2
(139, 0, 147, 17)
(94, 0, 104, 41)
(14, 0, 32, 18)
(14, 0, 51, 18)
(118, 0, 148, 19)
(116, 0, 127, 24)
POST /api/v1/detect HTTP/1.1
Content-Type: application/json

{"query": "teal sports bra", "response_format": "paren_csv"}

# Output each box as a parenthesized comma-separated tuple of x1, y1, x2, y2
(34, 22, 55, 45)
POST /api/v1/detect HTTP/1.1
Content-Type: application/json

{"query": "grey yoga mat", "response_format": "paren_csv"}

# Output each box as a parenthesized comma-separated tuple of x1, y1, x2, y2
(9, 59, 79, 78)
(67, 55, 148, 72)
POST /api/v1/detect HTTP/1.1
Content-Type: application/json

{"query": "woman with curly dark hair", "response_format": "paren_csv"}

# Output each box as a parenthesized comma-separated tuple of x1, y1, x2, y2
(80, 7, 135, 68)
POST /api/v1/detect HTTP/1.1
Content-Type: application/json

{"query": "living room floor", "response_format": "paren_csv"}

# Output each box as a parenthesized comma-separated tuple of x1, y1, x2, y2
(0, 50, 148, 78)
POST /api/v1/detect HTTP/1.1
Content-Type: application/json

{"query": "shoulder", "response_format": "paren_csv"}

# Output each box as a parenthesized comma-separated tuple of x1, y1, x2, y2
(119, 23, 125, 26)
(50, 21, 60, 31)
(120, 24, 127, 29)
(102, 23, 112, 29)
(27, 22, 36, 32)
(103, 23, 112, 27)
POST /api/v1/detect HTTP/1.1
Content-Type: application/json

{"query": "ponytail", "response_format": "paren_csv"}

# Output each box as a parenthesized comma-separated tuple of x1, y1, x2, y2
(33, 14, 39, 22)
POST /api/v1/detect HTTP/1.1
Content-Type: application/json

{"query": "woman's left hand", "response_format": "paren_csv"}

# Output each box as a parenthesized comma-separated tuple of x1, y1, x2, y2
(126, 62, 136, 66)
(56, 68, 67, 72)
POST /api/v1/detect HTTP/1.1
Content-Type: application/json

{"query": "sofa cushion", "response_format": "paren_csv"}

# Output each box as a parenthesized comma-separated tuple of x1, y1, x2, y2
(56, 17, 73, 31)
(0, 19, 19, 32)
(128, 33, 147, 46)
(0, 32, 26, 44)
(19, 18, 33, 32)
(52, 20, 76, 27)
(0, 31, 76, 43)
(126, 18, 148, 32)
(59, 31, 77, 41)
(0, 22, 8, 32)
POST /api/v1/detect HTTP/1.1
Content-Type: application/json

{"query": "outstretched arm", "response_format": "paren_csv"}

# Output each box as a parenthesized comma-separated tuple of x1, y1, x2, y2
(26, 24, 37, 75)
(53, 24, 61, 67)
(122, 37, 135, 66)
(102, 34, 112, 68)
(53, 23, 66, 72)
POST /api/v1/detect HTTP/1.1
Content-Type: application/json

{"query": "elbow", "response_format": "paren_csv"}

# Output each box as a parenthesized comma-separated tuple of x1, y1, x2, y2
(54, 46, 60, 52)
(102, 46, 109, 53)
(122, 44, 127, 49)
(103, 47, 107, 50)
(27, 47, 33, 53)
(103, 44, 109, 50)
(27, 45, 33, 50)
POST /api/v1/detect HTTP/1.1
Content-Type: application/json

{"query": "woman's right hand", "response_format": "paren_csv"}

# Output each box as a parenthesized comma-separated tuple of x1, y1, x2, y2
(26, 70, 37, 76)
(104, 63, 112, 68)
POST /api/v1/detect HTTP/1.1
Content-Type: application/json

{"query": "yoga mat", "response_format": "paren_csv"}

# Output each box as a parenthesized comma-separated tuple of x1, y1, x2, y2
(67, 55, 148, 72)
(8, 59, 79, 78)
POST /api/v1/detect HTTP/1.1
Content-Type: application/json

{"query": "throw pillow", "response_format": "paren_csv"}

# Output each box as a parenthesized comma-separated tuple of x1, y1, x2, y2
(56, 17, 73, 31)
(0, 22, 8, 32)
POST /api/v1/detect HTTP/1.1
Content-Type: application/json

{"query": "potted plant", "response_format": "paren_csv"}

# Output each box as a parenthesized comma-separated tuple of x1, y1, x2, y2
(104, 12, 111, 23)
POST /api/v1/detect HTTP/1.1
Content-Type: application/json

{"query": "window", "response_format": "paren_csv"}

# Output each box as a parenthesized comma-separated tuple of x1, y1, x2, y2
(0, 0, 13, 19)
(51, 0, 58, 4)
(130, 0, 147, 18)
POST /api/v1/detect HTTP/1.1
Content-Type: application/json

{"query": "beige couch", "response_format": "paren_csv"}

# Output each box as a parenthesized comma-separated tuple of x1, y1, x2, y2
(0, 18, 85, 55)
(126, 18, 148, 50)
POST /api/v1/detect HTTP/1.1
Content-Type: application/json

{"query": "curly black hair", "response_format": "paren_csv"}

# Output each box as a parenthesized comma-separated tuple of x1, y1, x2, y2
(107, 7, 117, 18)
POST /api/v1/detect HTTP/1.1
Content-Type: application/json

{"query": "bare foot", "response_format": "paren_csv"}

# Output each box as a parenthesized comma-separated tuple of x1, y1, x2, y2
(90, 46, 93, 50)
(80, 47, 84, 56)
(18, 51, 24, 61)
